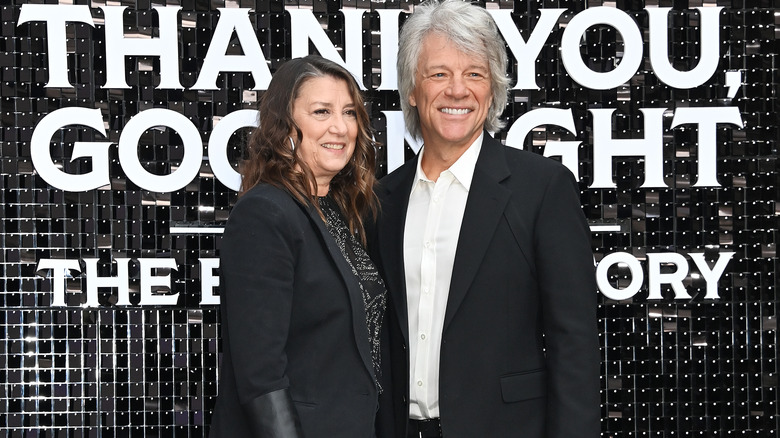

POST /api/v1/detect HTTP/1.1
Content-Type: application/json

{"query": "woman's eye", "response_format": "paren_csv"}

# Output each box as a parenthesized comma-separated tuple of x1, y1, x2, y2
(344, 109, 357, 118)
(313, 109, 330, 115)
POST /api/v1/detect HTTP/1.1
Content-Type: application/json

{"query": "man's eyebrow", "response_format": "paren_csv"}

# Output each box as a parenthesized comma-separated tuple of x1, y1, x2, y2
(424, 64, 488, 71)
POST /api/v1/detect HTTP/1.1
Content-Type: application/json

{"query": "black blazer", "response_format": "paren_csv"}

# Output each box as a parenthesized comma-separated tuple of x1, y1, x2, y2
(209, 184, 378, 438)
(373, 134, 600, 438)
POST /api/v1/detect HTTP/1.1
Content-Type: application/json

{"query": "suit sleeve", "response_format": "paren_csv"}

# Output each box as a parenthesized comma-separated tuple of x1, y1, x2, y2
(533, 166, 601, 438)
(366, 197, 398, 438)
(219, 192, 304, 437)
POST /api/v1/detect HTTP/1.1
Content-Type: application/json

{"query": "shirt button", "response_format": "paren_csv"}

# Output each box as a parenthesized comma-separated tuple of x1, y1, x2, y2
(420, 333, 426, 340)
(422, 287, 429, 294)
(424, 241, 431, 248)
(417, 380, 423, 386)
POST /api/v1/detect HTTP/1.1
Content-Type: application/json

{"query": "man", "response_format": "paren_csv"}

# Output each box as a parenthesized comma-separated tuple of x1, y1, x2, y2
(373, 1, 600, 437)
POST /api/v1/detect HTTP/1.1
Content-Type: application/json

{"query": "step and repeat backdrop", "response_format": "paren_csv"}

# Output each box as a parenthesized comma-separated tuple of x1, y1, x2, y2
(1, 0, 777, 436)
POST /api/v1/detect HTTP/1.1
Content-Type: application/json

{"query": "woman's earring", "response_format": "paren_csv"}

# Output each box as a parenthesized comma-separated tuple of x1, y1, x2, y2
(289, 136, 295, 150)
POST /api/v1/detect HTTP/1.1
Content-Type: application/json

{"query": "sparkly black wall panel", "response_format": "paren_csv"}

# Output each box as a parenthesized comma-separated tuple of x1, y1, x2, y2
(1, 0, 777, 436)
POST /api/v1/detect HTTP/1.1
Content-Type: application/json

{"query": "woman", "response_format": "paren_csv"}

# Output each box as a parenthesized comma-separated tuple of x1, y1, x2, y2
(208, 55, 386, 438)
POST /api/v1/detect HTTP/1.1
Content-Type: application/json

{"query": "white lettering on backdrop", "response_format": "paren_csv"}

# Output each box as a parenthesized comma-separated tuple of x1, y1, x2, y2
(18, 5, 741, 304)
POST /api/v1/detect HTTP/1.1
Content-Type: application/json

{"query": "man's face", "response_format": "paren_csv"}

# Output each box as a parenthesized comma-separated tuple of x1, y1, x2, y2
(409, 33, 493, 152)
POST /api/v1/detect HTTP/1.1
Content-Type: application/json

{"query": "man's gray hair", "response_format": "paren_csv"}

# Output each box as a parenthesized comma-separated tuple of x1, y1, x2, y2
(397, 0, 510, 140)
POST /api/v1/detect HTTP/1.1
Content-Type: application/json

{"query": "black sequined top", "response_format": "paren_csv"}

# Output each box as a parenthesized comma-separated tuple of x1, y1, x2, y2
(318, 195, 387, 389)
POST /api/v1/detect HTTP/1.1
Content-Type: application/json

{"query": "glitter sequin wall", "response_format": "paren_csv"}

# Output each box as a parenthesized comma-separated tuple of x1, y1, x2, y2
(1, 0, 777, 436)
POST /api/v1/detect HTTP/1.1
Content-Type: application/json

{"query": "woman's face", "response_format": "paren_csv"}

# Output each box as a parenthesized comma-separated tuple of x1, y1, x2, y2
(292, 75, 358, 196)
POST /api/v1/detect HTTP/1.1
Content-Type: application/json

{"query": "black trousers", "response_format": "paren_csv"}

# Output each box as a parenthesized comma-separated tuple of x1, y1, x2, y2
(407, 418, 443, 438)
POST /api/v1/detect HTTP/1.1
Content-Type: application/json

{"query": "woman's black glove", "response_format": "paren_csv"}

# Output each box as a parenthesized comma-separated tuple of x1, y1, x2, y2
(245, 388, 304, 438)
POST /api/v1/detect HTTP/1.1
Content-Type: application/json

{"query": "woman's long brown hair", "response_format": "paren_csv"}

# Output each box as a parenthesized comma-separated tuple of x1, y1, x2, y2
(240, 55, 379, 245)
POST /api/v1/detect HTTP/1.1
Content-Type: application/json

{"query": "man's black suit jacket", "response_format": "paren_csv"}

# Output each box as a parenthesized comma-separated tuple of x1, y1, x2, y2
(373, 134, 600, 438)
(209, 184, 378, 438)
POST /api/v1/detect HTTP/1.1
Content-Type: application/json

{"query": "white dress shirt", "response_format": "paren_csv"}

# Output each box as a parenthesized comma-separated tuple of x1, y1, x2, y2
(404, 133, 483, 420)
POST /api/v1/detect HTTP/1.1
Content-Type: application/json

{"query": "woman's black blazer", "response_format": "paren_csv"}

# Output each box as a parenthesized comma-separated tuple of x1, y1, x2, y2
(208, 184, 378, 438)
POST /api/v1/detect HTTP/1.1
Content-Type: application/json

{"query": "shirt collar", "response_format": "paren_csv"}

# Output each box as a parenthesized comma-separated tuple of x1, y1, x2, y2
(411, 132, 484, 193)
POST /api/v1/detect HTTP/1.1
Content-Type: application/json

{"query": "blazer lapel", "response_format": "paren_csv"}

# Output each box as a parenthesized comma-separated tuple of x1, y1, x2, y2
(301, 201, 375, 380)
(377, 157, 418, 343)
(444, 135, 512, 332)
